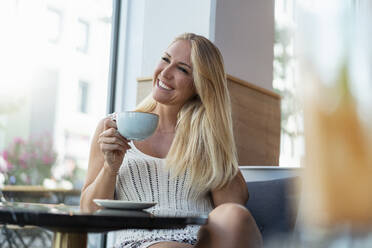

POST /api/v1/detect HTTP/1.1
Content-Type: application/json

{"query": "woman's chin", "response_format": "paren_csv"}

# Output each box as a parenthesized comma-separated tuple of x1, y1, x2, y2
(153, 89, 170, 103)
(152, 93, 169, 105)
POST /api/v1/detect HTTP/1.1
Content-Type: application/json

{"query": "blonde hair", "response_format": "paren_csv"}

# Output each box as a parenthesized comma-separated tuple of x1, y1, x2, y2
(136, 33, 238, 196)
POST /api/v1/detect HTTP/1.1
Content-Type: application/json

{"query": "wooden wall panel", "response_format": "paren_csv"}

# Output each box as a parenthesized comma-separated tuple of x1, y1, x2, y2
(137, 75, 281, 166)
(227, 75, 281, 166)
(137, 80, 153, 104)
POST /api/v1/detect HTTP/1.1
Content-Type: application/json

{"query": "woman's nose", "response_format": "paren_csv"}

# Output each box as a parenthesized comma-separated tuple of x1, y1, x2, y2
(161, 64, 173, 79)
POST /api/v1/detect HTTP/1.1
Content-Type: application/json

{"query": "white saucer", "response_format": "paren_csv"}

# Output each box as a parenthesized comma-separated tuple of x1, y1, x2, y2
(94, 209, 152, 217)
(93, 199, 156, 210)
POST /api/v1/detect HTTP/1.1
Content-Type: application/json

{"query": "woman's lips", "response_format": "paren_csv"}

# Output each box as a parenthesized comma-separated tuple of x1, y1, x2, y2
(157, 79, 173, 91)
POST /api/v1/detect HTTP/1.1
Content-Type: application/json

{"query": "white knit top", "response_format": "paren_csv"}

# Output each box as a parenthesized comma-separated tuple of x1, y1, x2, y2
(112, 141, 214, 248)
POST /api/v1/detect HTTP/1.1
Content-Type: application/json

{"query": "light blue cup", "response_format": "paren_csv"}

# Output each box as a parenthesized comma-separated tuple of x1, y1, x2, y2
(116, 111, 159, 140)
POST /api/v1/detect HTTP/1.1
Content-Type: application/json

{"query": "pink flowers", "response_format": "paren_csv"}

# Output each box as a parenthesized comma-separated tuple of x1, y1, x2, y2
(13, 137, 24, 145)
(0, 151, 13, 172)
(2, 150, 8, 161)
(42, 155, 54, 165)
(0, 136, 57, 185)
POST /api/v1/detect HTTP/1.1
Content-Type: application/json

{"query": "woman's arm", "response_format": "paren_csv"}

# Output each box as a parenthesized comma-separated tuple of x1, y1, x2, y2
(80, 118, 129, 212)
(211, 170, 248, 207)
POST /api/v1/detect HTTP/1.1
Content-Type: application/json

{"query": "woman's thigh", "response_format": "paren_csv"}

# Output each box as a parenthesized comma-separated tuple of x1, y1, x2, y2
(148, 241, 193, 248)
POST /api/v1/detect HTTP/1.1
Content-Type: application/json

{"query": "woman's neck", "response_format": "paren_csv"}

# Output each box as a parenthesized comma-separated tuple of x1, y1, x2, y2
(153, 104, 179, 133)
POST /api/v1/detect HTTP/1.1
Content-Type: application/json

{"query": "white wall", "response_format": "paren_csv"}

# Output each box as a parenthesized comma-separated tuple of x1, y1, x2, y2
(214, 0, 275, 90)
(141, 0, 212, 76)
(116, 0, 212, 111)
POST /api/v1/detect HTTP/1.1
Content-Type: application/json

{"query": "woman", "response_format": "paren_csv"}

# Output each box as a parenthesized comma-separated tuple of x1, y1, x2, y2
(80, 33, 262, 248)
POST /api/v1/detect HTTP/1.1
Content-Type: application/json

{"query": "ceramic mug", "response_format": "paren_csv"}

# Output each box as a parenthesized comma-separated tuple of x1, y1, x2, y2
(115, 111, 159, 140)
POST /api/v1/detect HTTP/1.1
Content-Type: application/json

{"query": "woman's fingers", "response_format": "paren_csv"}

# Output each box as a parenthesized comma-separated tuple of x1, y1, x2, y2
(103, 118, 117, 130)
(98, 136, 129, 148)
(98, 129, 130, 154)
(99, 117, 130, 166)
(99, 127, 117, 137)
(100, 143, 125, 152)
(99, 128, 128, 143)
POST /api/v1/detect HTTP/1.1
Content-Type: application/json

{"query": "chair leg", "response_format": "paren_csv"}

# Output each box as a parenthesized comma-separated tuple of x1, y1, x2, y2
(40, 229, 53, 246)
(2, 225, 15, 248)
(26, 234, 38, 247)
(13, 229, 28, 248)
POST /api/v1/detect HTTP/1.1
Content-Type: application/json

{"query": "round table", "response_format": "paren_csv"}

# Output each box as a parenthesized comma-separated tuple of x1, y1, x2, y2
(0, 201, 208, 248)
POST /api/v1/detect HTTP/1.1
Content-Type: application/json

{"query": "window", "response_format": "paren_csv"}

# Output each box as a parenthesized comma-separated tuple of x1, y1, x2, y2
(78, 81, 90, 114)
(0, 0, 114, 190)
(274, 0, 304, 167)
(46, 6, 63, 44)
(273, 0, 366, 167)
(76, 19, 90, 53)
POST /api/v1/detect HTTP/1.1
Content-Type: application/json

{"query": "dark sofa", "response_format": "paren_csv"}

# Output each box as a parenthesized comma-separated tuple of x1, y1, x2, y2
(245, 177, 300, 243)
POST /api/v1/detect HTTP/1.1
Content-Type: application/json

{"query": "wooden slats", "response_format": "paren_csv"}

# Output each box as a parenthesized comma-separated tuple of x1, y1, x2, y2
(227, 76, 280, 165)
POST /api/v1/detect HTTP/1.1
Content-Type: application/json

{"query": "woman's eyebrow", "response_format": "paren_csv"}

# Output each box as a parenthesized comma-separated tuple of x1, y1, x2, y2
(165, 52, 192, 69)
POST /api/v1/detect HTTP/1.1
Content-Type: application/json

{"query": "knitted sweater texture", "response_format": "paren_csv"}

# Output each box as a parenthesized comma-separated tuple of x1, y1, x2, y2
(112, 142, 213, 248)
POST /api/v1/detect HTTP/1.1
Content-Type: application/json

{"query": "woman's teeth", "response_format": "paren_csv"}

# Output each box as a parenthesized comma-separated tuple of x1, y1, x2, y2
(158, 80, 172, 90)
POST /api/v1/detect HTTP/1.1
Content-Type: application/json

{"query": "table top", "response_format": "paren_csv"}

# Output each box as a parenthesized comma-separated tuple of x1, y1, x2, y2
(0, 201, 208, 233)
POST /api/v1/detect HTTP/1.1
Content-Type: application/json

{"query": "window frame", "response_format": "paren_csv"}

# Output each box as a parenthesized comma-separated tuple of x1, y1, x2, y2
(106, 0, 122, 115)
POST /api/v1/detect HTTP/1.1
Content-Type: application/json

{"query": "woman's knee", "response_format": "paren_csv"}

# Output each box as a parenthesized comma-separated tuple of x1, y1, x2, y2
(209, 203, 255, 228)
(204, 203, 262, 248)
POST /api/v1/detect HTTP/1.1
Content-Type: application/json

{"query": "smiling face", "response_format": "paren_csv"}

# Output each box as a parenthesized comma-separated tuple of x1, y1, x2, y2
(152, 40, 196, 109)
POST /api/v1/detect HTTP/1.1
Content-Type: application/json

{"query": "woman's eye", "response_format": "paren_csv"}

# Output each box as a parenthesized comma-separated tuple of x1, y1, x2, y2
(178, 67, 189, 74)
(161, 57, 170, 63)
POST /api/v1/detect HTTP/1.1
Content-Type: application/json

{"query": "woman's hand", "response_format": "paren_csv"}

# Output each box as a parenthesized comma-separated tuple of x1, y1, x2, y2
(97, 118, 130, 173)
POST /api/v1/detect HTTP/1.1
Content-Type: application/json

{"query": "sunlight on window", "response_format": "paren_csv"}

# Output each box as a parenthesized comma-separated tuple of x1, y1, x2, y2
(46, 6, 63, 43)
(274, 0, 361, 167)
(274, 0, 304, 167)
(78, 80, 90, 114)
(76, 19, 90, 53)
(0, 0, 113, 189)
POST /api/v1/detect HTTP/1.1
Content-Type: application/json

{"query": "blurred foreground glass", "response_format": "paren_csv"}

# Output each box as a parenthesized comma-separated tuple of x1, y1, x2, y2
(298, 0, 372, 229)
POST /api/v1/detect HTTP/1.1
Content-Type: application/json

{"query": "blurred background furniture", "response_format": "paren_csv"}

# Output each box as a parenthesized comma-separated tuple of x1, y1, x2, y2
(0, 186, 80, 247)
(0, 224, 52, 248)
(1, 185, 81, 204)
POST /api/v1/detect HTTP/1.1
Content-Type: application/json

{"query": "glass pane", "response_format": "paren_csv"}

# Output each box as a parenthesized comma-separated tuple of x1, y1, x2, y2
(273, 0, 304, 167)
(0, 0, 113, 191)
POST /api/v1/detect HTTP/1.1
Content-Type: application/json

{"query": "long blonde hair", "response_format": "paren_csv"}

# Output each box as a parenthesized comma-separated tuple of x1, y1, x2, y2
(136, 33, 238, 195)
